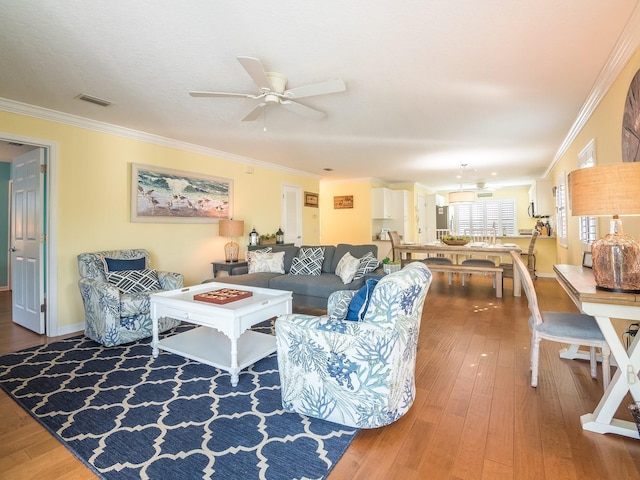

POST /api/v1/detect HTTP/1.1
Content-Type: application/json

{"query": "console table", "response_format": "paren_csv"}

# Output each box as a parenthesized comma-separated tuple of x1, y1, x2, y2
(554, 264, 640, 439)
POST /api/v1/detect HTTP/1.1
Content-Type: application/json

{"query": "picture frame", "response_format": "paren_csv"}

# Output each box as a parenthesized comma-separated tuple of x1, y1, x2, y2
(334, 195, 354, 209)
(304, 191, 319, 208)
(131, 163, 233, 223)
(582, 251, 593, 268)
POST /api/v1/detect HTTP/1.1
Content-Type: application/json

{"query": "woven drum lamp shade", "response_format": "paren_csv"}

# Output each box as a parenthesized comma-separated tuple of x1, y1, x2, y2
(569, 162, 640, 293)
(218, 219, 244, 262)
(448, 191, 475, 203)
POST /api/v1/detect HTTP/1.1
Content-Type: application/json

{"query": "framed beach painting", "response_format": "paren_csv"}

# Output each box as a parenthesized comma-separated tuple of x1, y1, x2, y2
(131, 163, 233, 223)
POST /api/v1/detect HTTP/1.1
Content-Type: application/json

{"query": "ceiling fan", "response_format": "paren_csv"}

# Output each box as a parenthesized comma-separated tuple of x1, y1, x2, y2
(189, 56, 346, 121)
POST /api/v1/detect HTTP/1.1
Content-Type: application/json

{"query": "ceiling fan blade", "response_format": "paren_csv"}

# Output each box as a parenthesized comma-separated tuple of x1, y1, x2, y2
(242, 102, 267, 122)
(189, 91, 260, 99)
(237, 56, 271, 91)
(281, 100, 326, 120)
(284, 78, 346, 99)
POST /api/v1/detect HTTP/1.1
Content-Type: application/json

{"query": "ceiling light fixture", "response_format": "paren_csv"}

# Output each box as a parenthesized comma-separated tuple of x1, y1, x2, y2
(448, 163, 475, 203)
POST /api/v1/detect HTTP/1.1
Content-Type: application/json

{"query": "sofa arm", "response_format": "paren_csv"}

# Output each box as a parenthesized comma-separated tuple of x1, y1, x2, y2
(231, 265, 249, 275)
(157, 271, 184, 290)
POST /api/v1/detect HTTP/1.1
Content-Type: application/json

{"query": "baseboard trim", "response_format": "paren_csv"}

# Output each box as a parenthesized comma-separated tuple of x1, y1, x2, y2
(55, 322, 85, 337)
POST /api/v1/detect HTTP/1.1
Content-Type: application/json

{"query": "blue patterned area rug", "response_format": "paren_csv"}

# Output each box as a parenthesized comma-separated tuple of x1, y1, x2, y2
(0, 325, 358, 480)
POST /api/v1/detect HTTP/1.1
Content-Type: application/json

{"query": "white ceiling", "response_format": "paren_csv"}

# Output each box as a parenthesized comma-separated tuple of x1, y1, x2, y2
(1, 1, 639, 190)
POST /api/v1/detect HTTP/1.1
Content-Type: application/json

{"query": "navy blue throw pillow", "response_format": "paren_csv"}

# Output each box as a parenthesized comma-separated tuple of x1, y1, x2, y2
(345, 277, 380, 321)
(104, 257, 146, 272)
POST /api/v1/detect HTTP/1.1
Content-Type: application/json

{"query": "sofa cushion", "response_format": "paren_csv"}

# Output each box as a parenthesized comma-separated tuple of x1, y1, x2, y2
(269, 272, 366, 300)
(103, 256, 146, 272)
(354, 252, 380, 280)
(335, 252, 360, 284)
(330, 244, 378, 273)
(269, 245, 300, 272)
(106, 269, 161, 293)
(206, 272, 280, 289)
(290, 247, 325, 275)
(248, 250, 285, 274)
(346, 277, 380, 321)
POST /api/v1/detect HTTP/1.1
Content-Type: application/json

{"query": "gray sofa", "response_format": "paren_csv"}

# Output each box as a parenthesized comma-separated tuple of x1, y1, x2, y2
(203, 243, 379, 309)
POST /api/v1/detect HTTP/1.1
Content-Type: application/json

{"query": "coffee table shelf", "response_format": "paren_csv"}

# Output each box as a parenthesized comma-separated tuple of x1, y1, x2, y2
(158, 327, 276, 378)
(151, 282, 292, 386)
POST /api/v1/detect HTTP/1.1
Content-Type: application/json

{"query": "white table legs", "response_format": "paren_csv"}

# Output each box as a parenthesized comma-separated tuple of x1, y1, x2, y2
(580, 315, 640, 439)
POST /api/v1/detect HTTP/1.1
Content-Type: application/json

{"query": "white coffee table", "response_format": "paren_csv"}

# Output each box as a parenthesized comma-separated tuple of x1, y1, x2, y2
(150, 282, 292, 386)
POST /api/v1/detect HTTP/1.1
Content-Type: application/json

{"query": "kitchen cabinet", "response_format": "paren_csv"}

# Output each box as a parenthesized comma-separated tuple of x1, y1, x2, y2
(372, 188, 394, 219)
(372, 188, 411, 241)
(528, 179, 554, 217)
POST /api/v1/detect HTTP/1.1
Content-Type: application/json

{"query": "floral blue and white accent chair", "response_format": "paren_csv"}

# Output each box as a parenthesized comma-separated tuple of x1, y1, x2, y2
(276, 261, 432, 428)
(77, 249, 184, 347)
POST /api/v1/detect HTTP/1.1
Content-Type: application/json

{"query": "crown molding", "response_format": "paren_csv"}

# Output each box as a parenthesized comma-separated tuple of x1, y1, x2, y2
(0, 97, 320, 179)
(547, 2, 640, 175)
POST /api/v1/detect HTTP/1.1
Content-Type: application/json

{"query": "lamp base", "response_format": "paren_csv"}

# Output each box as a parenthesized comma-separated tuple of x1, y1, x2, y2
(224, 241, 239, 262)
(591, 232, 640, 293)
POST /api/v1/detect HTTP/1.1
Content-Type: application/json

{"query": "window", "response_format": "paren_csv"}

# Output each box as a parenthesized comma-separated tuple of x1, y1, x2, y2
(556, 172, 568, 247)
(577, 139, 597, 245)
(451, 198, 516, 236)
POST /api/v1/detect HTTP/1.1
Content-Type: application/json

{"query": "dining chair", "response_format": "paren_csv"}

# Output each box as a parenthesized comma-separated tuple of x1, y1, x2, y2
(501, 230, 539, 281)
(390, 230, 454, 284)
(460, 228, 497, 287)
(510, 251, 610, 390)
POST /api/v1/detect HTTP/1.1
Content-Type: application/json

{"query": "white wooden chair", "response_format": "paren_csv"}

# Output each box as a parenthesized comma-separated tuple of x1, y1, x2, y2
(390, 230, 454, 284)
(461, 228, 497, 287)
(511, 251, 611, 390)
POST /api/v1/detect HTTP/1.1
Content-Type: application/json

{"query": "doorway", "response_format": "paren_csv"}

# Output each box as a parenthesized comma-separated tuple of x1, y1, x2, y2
(0, 135, 57, 336)
(281, 184, 302, 245)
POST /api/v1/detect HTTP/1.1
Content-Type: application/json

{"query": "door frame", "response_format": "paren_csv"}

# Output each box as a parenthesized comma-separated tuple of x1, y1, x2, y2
(1, 132, 58, 336)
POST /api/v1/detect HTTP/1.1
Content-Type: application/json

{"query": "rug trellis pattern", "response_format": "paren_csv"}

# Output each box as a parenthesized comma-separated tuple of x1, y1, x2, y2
(0, 325, 358, 480)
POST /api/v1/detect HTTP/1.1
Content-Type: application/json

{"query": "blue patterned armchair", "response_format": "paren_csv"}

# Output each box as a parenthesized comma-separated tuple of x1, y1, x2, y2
(275, 262, 432, 428)
(77, 249, 184, 347)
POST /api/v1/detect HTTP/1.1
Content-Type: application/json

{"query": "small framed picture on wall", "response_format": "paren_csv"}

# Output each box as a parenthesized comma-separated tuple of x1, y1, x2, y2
(304, 191, 319, 207)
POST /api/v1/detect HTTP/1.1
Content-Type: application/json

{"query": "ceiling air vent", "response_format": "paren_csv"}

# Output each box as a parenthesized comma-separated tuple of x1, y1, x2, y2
(75, 94, 112, 107)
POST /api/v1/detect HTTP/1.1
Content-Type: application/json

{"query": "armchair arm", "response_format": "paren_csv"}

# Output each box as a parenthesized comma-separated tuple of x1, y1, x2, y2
(78, 277, 122, 342)
(275, 313, 399, 428)
(157, 271, 184, 290)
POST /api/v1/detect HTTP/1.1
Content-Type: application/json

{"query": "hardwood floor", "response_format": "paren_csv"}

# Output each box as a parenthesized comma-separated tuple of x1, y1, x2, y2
(1, 277, 639, 479)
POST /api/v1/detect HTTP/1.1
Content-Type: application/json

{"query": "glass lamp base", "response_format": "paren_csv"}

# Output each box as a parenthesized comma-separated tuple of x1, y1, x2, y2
(224, 241, 239, 262)
(591, 232, 640, 293)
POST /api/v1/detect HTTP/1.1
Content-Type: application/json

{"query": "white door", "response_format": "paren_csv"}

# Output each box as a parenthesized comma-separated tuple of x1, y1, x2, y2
(417, 194, 427, 244)
(281, 184, 302, 245)
(11, 149, 45, 334)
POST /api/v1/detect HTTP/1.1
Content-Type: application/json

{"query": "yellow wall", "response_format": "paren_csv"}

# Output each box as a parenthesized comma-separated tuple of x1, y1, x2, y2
(319, 180, 373, 244)
(549, 45, 640, 265)
(1, 110, 320, 331)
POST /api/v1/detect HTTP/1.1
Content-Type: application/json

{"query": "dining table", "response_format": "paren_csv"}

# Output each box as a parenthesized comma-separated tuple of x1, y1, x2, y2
(554, 264, 640, 439)
(393, 241, 523, 297)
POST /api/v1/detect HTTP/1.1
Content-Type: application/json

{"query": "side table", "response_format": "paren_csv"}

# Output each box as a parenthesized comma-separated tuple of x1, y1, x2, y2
(211, 260, 247, 277)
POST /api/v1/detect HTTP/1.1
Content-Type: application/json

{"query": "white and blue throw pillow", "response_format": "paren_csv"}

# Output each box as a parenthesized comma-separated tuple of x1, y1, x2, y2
(290, 247, 325, 275)
(353, 252, 380, 280)
(106, 269, 161, 293)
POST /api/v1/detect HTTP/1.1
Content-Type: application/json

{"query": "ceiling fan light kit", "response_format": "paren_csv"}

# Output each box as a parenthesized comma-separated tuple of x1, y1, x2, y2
(189, 56, 346, 122)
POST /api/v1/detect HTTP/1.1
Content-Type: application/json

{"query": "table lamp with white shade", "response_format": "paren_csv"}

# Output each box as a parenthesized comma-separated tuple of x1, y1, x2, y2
(218, 219, 244, 263)
(569, 162, 640, 293)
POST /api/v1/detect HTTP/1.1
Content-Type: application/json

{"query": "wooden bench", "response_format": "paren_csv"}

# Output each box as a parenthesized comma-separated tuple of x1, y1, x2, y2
(405, 261, 504, 298)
